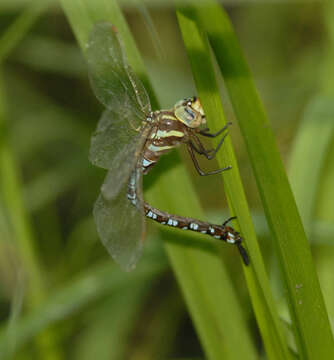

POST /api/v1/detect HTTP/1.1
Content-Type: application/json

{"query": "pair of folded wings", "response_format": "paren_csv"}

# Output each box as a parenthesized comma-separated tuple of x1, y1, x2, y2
(86, 22, 152, 271)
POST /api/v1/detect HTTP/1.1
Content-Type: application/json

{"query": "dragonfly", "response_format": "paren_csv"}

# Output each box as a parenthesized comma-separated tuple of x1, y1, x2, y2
(86, 22, 249, 271)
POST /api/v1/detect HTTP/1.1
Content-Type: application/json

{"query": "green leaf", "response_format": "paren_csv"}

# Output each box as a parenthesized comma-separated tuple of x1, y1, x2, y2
(0, 259, 165, 359)
(0, 5, 62, 355)
(0, 0, 52, 63)
(193, 1, 334, 358)
(289, 96, 334, 231)
(175, 9, 289, 360)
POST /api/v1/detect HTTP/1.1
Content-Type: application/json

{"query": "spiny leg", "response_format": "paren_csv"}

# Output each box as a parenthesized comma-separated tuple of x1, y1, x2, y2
(189, 121, 231, 161)
(198, 122, 231, 159)
(222, 216, 237, 226)
(143, 201, 249, 265)
(192, 131, 229, 160)
(199, 122, 232, 138)
(187, 142, 231, 176)
(190, 134, 213, 159)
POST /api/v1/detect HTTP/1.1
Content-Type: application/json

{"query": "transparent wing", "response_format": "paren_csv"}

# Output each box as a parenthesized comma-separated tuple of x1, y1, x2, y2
(86, 22, 151, 129)
(89, 109, 141, 170)
(90, 113, 151, 200)
(93, 168, 145, 271)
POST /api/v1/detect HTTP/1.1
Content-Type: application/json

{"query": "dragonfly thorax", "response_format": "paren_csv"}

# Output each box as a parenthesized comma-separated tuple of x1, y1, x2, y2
(141, 97, 207, 174)
(141, 107, 191, 174)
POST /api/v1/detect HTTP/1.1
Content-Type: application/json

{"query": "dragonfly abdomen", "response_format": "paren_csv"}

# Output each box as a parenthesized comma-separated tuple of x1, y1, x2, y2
(127, 171, 138, 206)
(144, 202, 249, 265)
(144, 203, 236, 242)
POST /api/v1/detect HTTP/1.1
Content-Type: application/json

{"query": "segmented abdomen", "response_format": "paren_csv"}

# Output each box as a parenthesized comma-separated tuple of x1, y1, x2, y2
(144, 203, 239, 244)
(144, 202, 249, 265)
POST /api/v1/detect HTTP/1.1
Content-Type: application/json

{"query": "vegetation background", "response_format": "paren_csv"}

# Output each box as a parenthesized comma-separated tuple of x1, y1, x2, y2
(0, 0, 333, 359)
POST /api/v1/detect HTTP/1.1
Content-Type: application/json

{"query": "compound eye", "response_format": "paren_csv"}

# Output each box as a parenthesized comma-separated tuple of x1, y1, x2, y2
(185, 107, 195, 120)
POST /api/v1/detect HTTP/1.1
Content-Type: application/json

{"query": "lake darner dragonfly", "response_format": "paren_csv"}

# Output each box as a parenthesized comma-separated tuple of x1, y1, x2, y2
(86, 23, 249, 271)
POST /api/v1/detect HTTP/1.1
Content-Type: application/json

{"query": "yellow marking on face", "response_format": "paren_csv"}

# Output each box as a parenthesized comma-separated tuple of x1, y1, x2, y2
(148, 144, 173, 152)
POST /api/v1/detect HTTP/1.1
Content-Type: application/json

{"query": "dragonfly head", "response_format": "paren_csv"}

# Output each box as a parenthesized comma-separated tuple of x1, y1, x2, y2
(174, 96, 206, 128)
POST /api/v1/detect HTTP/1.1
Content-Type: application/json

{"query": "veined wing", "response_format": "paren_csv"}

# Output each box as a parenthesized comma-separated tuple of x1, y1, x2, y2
(90, 110, 151, 200)
(93, 167, 145, 271)
(86, 22, 151, 129)
(89, 109, 141, 170)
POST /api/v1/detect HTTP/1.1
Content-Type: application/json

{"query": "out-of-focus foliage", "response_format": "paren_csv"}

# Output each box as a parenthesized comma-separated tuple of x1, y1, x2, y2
(0, 1, 333, 359)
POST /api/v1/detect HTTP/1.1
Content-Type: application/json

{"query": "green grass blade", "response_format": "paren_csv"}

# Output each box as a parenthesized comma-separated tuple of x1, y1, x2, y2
(0, 0, 52, 63)
(0, 75, 62, 360)
(175, 9, 289, 360)
(314, 0, 334, 323)
(59, 1, 256, 358)
(288, 95, 334, 343)
(193, 1, 334, 358)
(289, 96, 334, 230)
(0, 259, 165, 359)
(147, 165, 256, 360)
(0, 7, 66, 359)
(74, 284, 150, 360)
(0, 76, 42, 306)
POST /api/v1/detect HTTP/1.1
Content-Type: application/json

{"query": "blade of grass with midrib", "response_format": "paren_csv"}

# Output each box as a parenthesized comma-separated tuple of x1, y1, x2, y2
(175, 9, 290, 360)
(193, 1, 334, 359)
(0, 3, 63, 356)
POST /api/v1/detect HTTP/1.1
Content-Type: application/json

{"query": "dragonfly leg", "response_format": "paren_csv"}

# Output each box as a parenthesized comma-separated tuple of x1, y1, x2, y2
(190, 135, 214, 159)
(187, 143, 231, 176)
(191, 123, 231, 160)
(199, 122, 232, 138)
(206, 132, 229, 160)
(196, 131, 229, 160)
(222, 216, 237, 227)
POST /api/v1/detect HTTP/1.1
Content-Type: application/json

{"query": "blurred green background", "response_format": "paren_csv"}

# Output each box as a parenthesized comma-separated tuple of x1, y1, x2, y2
(0, 0, 333, 359)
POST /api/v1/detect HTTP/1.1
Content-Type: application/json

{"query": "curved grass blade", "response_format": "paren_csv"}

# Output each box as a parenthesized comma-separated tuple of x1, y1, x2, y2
(193, 1, 334, 358)
(289, 96, 334, 232)
(0, 259, 165, 359)
(175, 9, 289, 360)
(288, 94, 334, 350)
(0, 0, 52, 63)
(0, 74, 62, 359)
